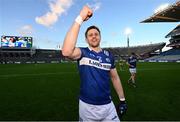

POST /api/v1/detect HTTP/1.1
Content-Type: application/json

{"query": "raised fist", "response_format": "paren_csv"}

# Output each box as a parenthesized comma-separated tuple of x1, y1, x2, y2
(79, 6, 93, 21)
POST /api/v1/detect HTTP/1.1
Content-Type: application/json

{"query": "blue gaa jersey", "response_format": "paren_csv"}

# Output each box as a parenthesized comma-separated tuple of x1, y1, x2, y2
(128, 56, 137, 68)
(77, 47, 115, 105)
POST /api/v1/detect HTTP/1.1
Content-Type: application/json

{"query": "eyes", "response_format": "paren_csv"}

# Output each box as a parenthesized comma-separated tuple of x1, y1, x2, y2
(87, 32, 100, 38)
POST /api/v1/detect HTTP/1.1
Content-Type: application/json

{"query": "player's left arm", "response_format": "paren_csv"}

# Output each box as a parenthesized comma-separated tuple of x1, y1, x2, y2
(110, 68, 127, 117)
(110, 68, 125, 101)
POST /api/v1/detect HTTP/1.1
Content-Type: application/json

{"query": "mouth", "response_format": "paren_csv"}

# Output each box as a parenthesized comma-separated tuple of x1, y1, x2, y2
(92, 38, 98, 42)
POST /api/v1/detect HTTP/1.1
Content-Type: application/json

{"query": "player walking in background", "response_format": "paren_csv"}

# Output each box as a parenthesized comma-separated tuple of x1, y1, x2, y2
(62, 5, 127, 121)
(127, 52, 139, 87)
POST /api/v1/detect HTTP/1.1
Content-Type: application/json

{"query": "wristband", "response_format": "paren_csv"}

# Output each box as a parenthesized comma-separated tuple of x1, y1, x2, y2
(120, 98, 125, 101)
(75, 15, 83, 25)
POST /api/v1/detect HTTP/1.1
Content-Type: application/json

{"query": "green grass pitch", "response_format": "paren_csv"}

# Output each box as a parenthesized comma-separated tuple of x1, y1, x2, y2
(0, 62, 179, 121)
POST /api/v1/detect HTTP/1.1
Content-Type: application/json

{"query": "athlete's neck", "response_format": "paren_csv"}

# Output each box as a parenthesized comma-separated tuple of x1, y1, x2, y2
(89, 46, 102, 53)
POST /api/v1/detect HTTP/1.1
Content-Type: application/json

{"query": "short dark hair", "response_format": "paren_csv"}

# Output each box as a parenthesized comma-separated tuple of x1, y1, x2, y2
(85, 25, 101, 38)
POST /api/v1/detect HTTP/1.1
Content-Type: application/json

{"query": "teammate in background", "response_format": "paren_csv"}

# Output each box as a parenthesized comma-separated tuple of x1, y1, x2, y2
(62, 6, 127, 121)
(127, 52, 140, 87)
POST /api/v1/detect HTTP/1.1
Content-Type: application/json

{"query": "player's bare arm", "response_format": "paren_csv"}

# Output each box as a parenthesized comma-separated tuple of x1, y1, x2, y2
(126, 62, 132, 67)
(110, 68, 125, 100)
(110, 68, 127, 118)
(62, 6, 93, 60)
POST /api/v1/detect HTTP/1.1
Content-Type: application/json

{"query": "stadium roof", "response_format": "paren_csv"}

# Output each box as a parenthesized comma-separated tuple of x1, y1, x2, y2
(165, 24, 180, 38)
(141, 1, 180, 23)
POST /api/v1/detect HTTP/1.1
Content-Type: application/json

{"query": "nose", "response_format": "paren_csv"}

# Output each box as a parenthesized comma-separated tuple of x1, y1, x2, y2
(93, 33, 99, 38)
(92, 34, 96, 38)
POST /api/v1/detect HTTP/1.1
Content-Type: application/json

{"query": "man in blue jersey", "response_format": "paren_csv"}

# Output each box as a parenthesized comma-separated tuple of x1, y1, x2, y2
(127, 52, 138, 87)
(62, 6, 127, 121)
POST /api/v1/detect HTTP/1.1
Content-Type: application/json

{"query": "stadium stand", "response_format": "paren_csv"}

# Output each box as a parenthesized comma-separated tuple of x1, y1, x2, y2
(166, 24, 180, 48)
(1, 42, 166, 64)
(31, 49, 63, 63)
(141, 1, 180, 62)
(145, 48, 180, 62)
(103, 42, 166, 60)
(0, 47, 63, 64)
(0, 47, 35, 64)
(141, 1, 180, 22)
(160, 48, 180, 55)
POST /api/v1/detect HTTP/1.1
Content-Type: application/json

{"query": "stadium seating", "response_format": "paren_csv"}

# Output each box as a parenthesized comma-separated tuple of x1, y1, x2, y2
(103, 42, 165, 60)
(0, 48, 63, 64)
(145, 48, 180, 62)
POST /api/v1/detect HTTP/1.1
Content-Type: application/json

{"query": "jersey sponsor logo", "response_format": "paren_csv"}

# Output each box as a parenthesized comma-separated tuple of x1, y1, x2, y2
(79, 57, 111, 71)
(96, 56, 102, 62)
(103, 50, 109, 56)
(106, 58, 110, 62)
(89, 53, 95, 57)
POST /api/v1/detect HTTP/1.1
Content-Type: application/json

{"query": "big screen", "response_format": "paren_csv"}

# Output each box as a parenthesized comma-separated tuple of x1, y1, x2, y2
(1, 36, 33, 48)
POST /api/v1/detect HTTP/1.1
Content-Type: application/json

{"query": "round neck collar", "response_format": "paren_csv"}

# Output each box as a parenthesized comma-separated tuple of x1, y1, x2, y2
(88, 47, 102, 53)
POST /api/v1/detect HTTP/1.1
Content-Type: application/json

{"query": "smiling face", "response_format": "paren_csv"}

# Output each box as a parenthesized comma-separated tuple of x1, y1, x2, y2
(85, 26, 101, 48)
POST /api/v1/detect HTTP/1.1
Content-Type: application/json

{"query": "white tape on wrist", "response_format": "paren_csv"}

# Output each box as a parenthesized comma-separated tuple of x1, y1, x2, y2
(75, 15, 83, 25)
(120, 98, 125, 101)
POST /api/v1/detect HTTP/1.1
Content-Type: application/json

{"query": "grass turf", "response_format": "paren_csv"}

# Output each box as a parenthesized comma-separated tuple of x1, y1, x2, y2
(0, 62, 179, 120)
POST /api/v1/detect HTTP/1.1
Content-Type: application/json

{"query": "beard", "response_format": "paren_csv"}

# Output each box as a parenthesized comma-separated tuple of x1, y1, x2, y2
(90, 42, 100, 48)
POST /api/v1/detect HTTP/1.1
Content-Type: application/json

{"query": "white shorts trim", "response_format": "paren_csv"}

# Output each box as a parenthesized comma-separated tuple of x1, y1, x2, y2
(129, 68, 136, 74)
(79, 100, 120, 121)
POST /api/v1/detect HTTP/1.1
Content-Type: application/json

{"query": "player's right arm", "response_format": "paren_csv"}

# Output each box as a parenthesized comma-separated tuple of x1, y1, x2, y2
(127, 63, 134, 68)
(62, 6, 93, 60)
(126, 61, 131, 67)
